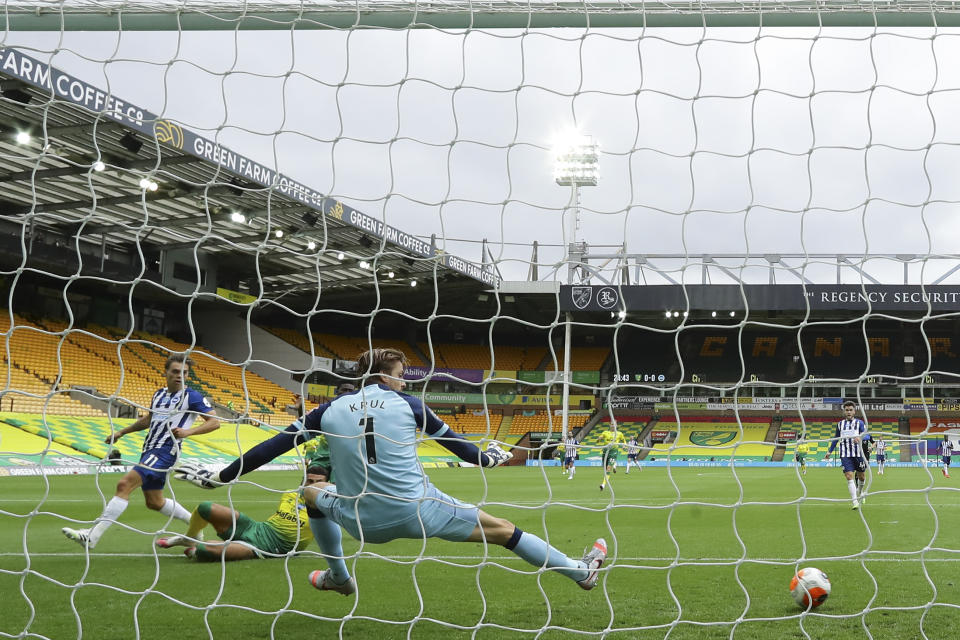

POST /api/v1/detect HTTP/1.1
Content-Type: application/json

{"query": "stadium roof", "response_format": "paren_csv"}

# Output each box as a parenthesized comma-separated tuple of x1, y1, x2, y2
(0, 46, 499, 303)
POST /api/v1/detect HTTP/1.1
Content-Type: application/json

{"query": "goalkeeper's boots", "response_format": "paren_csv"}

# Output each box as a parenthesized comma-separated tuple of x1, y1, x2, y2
(309, 570, 357, 596)
(577, 538, 608, 591)
(62, 527, 91, 548)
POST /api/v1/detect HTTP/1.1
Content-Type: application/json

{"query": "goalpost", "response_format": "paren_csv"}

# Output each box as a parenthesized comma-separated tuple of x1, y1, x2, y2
(5, 1, 960, 639)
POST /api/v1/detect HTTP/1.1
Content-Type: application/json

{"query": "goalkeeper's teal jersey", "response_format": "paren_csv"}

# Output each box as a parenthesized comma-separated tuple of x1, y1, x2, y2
(305, 383, 451, 522)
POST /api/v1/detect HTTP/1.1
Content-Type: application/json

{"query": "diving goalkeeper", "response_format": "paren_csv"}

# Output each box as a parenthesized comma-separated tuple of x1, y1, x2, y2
(176, 348, 607, 595)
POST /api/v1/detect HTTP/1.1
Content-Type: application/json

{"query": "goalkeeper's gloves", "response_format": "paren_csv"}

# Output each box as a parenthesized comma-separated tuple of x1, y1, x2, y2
(173, 462, 222, 489)
(482, 442, 513, 468)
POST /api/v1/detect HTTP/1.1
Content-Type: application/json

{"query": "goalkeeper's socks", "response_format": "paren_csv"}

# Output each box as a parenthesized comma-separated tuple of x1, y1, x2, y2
(505, 527, 588, 583)
(88, 496, 129, 548)
(160, 498, 192, 524)
(309, 516, 350, 584)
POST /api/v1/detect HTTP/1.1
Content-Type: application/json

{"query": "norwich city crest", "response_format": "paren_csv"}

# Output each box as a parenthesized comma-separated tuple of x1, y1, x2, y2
(690, 430, 737, 446)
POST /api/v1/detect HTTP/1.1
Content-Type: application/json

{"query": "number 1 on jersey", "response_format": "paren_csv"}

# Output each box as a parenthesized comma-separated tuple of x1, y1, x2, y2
(360, 417, 377, 464)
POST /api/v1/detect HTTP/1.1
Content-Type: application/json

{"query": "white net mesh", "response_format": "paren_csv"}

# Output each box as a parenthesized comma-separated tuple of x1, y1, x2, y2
(3, 2, 960, 639)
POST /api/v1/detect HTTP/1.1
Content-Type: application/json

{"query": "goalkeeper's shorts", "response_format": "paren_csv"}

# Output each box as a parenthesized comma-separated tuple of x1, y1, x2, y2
(312, 484, 479, 544)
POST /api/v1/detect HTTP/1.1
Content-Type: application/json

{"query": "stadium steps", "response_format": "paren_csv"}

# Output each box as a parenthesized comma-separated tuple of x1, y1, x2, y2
(495, 414, 513, 440)
(408, 341, 431, 368)
(576, 410, 604, 440)
(636, 417, 659, 460)
(765, 419, 786, 461)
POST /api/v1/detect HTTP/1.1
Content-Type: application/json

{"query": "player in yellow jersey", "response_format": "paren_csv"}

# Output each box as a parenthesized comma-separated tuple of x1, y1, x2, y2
(157, 463, 326, 561)
(795, 439, 809, 476)
(597, 425, 627, 491)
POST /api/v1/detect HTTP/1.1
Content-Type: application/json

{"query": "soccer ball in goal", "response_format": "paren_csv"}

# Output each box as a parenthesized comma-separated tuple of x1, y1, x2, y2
(790, 567, 832, 609)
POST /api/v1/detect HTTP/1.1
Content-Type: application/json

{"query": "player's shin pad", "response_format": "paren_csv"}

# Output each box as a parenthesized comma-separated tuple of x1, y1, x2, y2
(173, 462, 222, 489)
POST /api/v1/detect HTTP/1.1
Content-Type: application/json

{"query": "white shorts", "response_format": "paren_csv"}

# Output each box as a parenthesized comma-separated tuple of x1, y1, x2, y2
(312, 484, 479, 544)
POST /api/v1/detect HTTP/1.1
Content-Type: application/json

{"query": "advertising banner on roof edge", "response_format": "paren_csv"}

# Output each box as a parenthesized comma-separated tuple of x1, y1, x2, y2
(0, 47, 500, 287)
(561, 284, 960, 312)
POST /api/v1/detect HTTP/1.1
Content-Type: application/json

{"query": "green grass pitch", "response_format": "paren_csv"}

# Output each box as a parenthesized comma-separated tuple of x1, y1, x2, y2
(2, 464, 959, 639)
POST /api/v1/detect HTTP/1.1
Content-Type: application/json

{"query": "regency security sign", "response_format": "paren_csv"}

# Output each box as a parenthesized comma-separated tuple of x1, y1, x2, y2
(0, 46, 498, 287)
(560, 284, 960, 312)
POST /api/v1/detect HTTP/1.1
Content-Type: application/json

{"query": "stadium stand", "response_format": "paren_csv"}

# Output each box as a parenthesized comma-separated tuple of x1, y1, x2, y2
(0, 414, 304, 465)
(416, 342, 546, 371)
(780, 418, 903, 461)
(509, 410, 589, 435)
(1, 314, 108, 417)
(1, 312, 295, 424)
(264, 326, 424, 366)
(542, 346, 610, 371)
(99, 326, 294, 425)
(443, 411, 503, 435)
(648, 416, 774, 461)
(577, 417, 650, 460)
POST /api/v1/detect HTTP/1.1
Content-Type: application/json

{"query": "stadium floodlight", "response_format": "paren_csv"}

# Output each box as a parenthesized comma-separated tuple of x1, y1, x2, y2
(683, 311, 688, 317)
(359, 260, 369, 270)
(307, 240, 316, 250)
(553, 130, 599, 187)
(387, 271, 395, 278)
(711, 311, 717, 318)
(410, 279, 418, 287)
(673, 311, 680, 318)
(15, 131, 30, 144)
(665, 311, 672, 318)
(617, 310, 626, 319)
(337, 252, 344, 261)
(230, 211, 246, 224)
(274, 229, 283, 239)
(92, 160, 106, 172)
(729, 311, 736, 317)
(138, 178, 158, 191)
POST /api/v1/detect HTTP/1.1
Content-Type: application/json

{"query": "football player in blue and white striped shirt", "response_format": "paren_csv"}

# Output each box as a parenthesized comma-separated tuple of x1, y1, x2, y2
(824, 401, 868, 510)
(62, 354, 219, 548)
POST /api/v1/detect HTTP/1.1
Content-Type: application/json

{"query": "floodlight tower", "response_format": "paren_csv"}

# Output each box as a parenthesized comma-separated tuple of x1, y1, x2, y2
(552, 132, 599, 445)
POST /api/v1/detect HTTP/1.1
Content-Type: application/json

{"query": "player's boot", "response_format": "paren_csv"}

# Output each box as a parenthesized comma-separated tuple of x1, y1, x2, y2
(156, 535, 187, 549)
(576, 538, 608, 591)
(852, 499, 860, 510)
(309, 570, 357, 596)
(184, 547, 197, 559)
(62, 527, 91, 548)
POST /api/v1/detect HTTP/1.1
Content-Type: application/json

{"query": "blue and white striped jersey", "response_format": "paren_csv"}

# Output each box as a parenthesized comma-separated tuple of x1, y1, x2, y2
(828, 418, 867, 458)
(875, 439, 886, 456)
(142, 388, 213, 452)
(626, 438, 640, 455)
(563, 436, 578, 455)
(944, 440, 955, 458)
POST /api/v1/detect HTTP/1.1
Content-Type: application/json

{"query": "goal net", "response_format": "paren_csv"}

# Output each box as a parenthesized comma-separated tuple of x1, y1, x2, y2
(3, 1, 960, 639)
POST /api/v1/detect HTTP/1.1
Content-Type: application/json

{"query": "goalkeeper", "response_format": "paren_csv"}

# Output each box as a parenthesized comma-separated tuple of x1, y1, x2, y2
(177, 348, 607, 595)
(157, 458, 328, 561)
